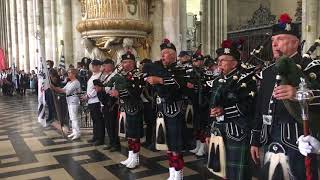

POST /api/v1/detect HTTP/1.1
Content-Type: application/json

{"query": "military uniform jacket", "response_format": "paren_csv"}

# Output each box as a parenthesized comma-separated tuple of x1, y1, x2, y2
(152, 61, 187, 118)
(250, 53, 320, 150)
(115, 70, 144, 115)
(210, 66, 257, 141)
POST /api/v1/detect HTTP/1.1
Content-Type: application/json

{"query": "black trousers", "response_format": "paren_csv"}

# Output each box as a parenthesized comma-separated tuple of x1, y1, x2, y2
(103, 105, 120, 146)
(45, 89, 55, 122)
(88, 102, 104, 142)
(143, 102, 156, 144)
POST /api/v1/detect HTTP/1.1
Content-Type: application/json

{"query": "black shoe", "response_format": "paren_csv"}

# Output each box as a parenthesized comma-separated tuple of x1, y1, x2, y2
(87, 139, 96, 143)
(93, 141, 104, 146)
(103, 144, 112, 150)
(110, 145, 121, 152)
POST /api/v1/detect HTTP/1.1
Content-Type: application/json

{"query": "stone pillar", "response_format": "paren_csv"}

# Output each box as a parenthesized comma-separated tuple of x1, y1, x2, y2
(10, 0, 19, 68)
(302, 0, 319, 55)
(27, 0, 36, 71)
(43, 0, 53, 62)
(149, 0, 164, 60)
(0, 0, 7, 57)
(34, 0, 46, 69)
(201, 0, 227, 55)
(163, 0, 181, 53)
(51, 0, 58, 65)
(6, 1, 12, 67)
(72, 0, 84, 64)
(56, 0, 73, 66)
(180, 0, 187, 51)
(200, 0, 208, 54)
(16, 0, 25, 70)
(21, 0, 30, 72)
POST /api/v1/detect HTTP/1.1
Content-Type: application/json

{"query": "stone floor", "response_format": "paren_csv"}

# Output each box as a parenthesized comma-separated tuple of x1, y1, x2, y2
(0, 94, 218, 180)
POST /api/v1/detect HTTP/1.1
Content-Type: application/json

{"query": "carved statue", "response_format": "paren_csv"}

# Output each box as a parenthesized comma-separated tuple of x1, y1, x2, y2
(104, 37, 138, 64)
(81, 38, 107, 61)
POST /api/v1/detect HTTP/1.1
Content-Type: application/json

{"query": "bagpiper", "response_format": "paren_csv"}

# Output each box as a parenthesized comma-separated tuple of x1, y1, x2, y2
(250, 13, 320, 179)
(145, 39, 187, 180)
(107, 51, 144, 169)
(208, 39, 257, 180)
(188, 51, 209, 157)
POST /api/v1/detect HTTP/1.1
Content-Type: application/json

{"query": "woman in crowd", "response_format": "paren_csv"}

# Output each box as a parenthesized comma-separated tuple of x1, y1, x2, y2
(51, 68, 81, 140)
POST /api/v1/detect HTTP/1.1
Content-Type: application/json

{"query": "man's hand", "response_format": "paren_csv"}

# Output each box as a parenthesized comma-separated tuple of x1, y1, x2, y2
(273, 85, 297, 100)
(109, 90, 119, 97)
(187, 82, 194, 89)
(80, 95, 88, 101)
(250, 146, 260, 164)
(297, 135, 320, 156)
(50, 84, 56, 90)
(146, 76, 163, 85)
(210, 107, 224, 117)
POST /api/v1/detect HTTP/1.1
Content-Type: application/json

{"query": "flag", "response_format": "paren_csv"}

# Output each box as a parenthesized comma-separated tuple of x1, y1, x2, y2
(37, 56, 49, 127)
(36, 33, 49, 126)
(0, 48, 6, 70)
(59, 40, 65, 69)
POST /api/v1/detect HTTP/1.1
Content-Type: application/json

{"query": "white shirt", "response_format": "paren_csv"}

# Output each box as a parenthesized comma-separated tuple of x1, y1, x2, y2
(63, 80, 81, 105)
(86, 72, 101, 104)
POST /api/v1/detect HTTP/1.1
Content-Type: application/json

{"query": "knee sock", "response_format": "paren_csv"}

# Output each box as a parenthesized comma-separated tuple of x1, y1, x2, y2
(132, 139, 140, 153)
(128, 139, 134, 151)
(171, 154, 184, 171)
(167, 152, 173, 167)
(200, 131, 206, 143)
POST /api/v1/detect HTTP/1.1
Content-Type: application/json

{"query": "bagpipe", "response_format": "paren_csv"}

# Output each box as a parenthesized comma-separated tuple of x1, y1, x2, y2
(266, 38, 320, 180)
(275, 38, 320, 132)
(103, 67, 145, 138)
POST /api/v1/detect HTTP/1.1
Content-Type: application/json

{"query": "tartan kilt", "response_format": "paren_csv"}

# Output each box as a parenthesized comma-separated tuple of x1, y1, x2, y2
(224, 137, 250, 180)
(165, 112, 185, 152)
(125, 111, 144, 139)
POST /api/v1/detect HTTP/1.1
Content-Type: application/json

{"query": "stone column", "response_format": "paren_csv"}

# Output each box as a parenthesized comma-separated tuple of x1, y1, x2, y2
(27, 0, 36, 71)
(163, 0, 181, 53)
(0, 0, 7, 55)
(21, 0, 30, 72)
(43, 0, 53, 62)
(6, 1, 12, 67)
(149, 0, 163, 60)
(16, 0, 25, 70)
(56, 0, 73, 66)
(51, 0, 58, 65)
(201, 0, 227, 55)
(34, 0, 46, 69)
(72, 0, 84, 65)
(10, 0, 19, 68)
(302, 0, 319, 54)
(180, 0, 187, 51)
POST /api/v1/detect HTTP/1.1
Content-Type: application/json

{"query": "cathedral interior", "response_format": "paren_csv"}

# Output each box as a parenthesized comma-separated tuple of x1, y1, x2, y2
(0, 0, 320, 180)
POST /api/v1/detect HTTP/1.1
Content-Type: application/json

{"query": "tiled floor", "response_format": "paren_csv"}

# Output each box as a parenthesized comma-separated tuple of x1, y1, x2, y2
(0, 95, 217, 180)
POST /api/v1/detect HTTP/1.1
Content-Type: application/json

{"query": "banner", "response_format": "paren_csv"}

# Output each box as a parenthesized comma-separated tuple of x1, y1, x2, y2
(0, 48, 6, 70)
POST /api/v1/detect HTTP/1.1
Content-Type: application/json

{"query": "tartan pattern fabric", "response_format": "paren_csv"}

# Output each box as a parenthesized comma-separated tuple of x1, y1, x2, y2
(225, 138, 250, 180)
(125, 111, 144, 138)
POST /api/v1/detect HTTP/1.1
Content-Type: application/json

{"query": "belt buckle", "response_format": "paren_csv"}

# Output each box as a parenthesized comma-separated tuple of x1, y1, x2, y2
(263, 115, 272, 125)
